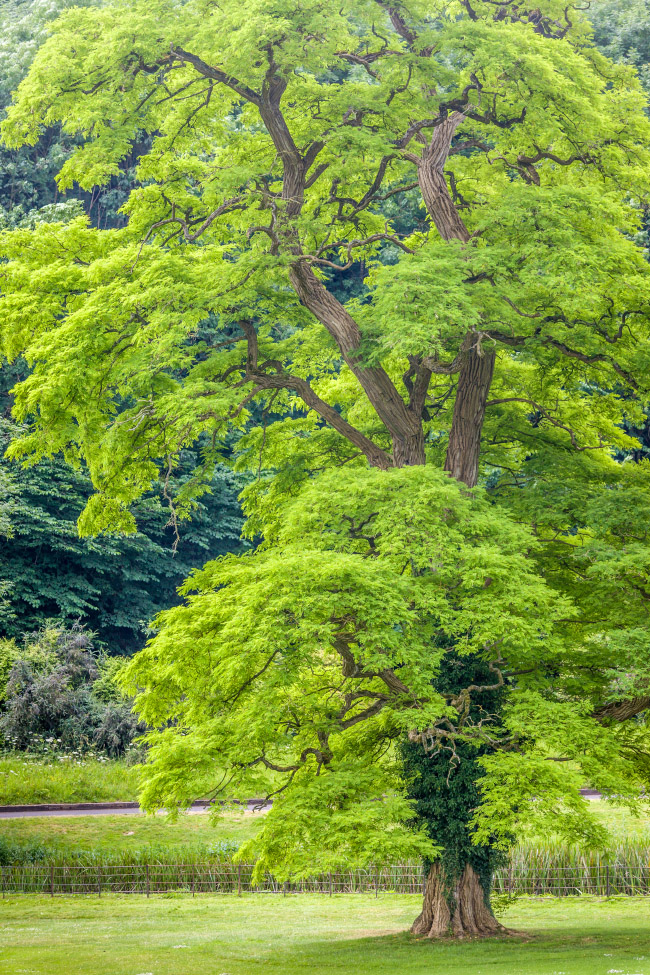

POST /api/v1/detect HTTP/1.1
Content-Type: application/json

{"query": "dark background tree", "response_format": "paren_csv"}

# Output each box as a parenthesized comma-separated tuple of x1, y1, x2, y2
(0, 0, 245, 652)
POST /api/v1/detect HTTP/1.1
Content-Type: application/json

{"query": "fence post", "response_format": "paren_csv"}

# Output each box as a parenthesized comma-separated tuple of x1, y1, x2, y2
(192, 867, 195, 898)
(97, 866, 101, 898)
(375, 869, 379, 898)
(237, 863, 242, 897)
(606, 864, 610, 898)
(50, 864, 54, 898)
(329, 871, 332, 897)
(145, 863, 150, 898)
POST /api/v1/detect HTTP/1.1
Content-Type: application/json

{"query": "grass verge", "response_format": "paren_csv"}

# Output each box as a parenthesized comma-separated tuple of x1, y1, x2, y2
(1, 894, 649, 975)
(0, 810, 264, 863)
(0, 753, 139, 804)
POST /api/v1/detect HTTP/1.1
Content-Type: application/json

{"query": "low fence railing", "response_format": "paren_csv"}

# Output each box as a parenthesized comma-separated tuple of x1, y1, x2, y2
(2, 862, 650, 897)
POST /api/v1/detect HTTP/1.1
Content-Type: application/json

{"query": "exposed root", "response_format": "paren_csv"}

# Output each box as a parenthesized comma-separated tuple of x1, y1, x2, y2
(411, 863, 509, 939)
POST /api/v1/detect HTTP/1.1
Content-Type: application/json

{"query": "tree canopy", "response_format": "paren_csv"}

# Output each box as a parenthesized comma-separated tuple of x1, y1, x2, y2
(2, 0, 650, 502)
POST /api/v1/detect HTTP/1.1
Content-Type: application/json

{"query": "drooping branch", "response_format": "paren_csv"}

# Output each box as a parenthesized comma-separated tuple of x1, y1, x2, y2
(486, 397, 606, 451)
(542, 337, 640, 391)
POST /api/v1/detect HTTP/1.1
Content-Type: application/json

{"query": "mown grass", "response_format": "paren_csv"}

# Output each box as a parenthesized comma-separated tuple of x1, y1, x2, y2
(0, 753, 139, 804)
(589, 801, 650, 840)
(2, 791, 650, 872)
(1, 894, 650, 975)
(0, 809, 264, 864)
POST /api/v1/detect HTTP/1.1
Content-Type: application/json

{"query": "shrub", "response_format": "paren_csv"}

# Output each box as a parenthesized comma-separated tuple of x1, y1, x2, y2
(0, 626, 145, 756)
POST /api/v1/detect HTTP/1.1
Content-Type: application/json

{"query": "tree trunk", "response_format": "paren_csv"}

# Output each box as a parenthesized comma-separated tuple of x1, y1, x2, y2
(412, 863, 505, 939)
(392, 427, 426, 467)
(443, 346, 495, 487)
(417, 114, 495, 487)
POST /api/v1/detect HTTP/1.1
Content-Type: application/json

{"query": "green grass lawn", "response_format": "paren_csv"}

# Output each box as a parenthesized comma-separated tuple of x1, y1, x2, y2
(0, 809, 264, 857)
(3, 797, 648, 862)
(590, 802, 650, 840)
(0, 753, 139, 804)
(1, 894, 649, 975)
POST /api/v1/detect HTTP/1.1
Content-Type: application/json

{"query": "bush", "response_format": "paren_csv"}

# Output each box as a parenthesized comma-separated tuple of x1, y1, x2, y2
(0, 834, 49, 865)
(0, 626, 145, 756)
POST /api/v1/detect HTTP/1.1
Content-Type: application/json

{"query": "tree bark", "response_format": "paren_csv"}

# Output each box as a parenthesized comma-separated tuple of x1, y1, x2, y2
(289, 261, 425, 466)
(416, 114, 495, 487)
(412, 863, 505, 939)
(417, 116, 470, 245)
(443, 345, 495, 487)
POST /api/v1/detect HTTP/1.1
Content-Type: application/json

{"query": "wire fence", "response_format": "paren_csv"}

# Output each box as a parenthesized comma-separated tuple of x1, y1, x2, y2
(2, 861, 650, 897)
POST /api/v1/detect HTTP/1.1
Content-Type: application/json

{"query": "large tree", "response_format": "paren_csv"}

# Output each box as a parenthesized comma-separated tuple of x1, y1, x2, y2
(2, 0, 650, 937)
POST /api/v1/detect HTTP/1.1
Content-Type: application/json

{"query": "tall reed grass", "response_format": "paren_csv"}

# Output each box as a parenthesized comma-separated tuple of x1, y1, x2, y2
(2, 839, 650, 897)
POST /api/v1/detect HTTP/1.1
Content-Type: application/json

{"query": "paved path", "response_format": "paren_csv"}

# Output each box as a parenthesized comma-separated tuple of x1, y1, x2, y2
(0, 800, 271, 819)
(0, 791, 602, 819)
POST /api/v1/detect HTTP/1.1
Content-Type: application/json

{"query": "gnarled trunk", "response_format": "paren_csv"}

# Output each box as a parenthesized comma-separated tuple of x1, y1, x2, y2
(443, 346, 495, 487)
(403, 655, 508, 940)
(412, 862, 505, 939)
(417, 114, 495, 488)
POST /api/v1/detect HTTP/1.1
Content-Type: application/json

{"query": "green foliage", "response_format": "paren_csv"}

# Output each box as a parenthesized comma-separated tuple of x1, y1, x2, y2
(0, 0, 140, 229)
(0, 638, 19, 703)
(0, 0, 649, 517)
(125, 465, 593, 875)
(0, 1, 246, 655)
(590, 0, 650, 95)
(0, 368, 245, 652)
(92, 656, 131, 704)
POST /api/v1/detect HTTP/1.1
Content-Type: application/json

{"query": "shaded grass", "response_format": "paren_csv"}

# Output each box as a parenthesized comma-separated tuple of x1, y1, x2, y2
(0, 754, 139, 804)
(1, 894, 650, 975)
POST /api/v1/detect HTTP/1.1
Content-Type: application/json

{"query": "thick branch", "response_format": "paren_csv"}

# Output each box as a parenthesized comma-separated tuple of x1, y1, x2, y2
(289, 260, 425, 465)
(169, 46, 259, 103)
(237, 320, 392, 468)
(594, 696, 650, 723)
